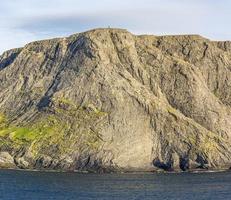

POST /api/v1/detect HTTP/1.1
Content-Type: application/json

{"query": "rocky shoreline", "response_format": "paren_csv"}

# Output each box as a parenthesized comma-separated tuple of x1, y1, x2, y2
(0, 150, 230, 173)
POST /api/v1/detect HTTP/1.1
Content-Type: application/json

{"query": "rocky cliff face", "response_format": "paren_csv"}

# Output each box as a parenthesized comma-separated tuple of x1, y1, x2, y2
(0, 28, 231, 172)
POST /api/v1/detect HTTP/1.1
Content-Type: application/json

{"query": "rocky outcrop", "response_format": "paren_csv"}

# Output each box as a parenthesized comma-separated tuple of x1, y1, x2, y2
(0, 152, 16, 168)
(0, 28, 231, 172)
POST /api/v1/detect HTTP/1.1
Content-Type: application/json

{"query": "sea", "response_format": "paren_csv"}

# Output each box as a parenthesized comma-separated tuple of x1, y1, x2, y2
(0, 169, 230, 200)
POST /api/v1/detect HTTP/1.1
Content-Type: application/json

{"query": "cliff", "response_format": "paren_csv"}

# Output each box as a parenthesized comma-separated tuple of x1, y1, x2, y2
(0, 28, 231, 172)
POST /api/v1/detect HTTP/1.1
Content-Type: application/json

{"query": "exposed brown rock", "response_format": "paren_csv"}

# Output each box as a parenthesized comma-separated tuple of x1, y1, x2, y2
(0, 28, 230, 172)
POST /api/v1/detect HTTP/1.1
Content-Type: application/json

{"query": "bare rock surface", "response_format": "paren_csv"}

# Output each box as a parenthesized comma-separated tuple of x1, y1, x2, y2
(0, 152, 16, 168)
(0, 28, 231, 172)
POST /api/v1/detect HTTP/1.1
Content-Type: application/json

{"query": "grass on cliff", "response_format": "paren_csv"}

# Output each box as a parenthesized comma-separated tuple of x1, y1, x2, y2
(0, 115, 63, 149)
(0, 99, 107, 157)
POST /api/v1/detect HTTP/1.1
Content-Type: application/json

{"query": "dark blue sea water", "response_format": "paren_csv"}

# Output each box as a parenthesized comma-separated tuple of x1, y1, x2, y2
(0, 170, 230, 200)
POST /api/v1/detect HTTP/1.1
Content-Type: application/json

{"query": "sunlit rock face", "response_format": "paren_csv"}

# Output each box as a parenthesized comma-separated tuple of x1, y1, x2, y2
(0, 28, 230, 172)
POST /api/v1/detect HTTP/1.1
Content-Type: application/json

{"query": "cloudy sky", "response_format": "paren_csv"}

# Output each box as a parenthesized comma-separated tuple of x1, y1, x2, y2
(0, 0, 231, 53)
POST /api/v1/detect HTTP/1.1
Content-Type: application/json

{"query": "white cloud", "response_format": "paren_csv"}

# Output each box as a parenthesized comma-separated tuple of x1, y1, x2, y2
(1, 0, 231, 54)
(0, 28, 37, 53)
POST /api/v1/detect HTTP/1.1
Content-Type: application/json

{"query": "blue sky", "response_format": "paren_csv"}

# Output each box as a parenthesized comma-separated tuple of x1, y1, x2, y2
(0, 0, 231, 53)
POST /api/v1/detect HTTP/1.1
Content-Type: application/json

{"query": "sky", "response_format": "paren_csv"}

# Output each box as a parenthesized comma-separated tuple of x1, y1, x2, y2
(0, 0, 231, 53)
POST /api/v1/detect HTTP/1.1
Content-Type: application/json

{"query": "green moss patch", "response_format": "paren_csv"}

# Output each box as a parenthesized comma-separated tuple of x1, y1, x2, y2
(0, 104, 107, 159)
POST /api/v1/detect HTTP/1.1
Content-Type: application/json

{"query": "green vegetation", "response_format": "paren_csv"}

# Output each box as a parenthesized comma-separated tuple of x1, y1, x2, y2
(184, 127, 222, 156)
(0, 113, 6, 129)
(0, 101, 107, 159)
(167, 106, 179, 119)
(197, 131, 221, 154)
(0, 127, 35, 141)
(165, 107, 223, 159)
(0, 113, 5, 123)
(53, 96, 77, 108)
